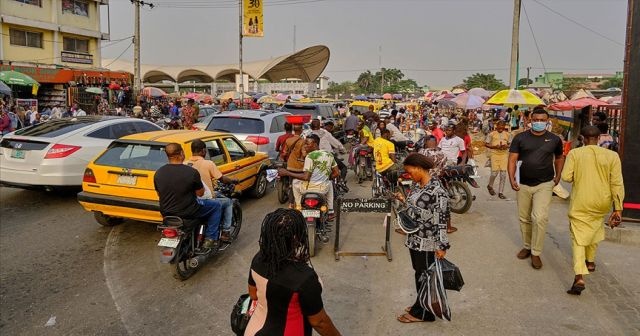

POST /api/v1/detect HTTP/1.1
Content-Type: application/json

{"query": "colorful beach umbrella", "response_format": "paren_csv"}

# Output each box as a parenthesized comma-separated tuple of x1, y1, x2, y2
(143, 87, 167, 97)
(452, 93, 485, 110)
(548, 97, 608, 111)
(485, 89, 545, 106)
(0, 81, 12, 95)
(0, 70, 39, 86)
(85, 87, 104, 94)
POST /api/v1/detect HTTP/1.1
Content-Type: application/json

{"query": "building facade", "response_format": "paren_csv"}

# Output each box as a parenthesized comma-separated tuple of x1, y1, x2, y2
(532, 71, 624, 90)
(1, 0, 109, 68)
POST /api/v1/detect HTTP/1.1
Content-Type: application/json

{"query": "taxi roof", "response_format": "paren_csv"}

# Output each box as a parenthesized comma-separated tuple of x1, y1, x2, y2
(120, 130, 231, 143)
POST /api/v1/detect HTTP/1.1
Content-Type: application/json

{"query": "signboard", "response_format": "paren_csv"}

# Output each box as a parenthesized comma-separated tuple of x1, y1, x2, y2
(235, 74, 249, 92)
(61, 51, 93, 65)
(242, 0, 263, 37)
(340, 198, 391, 213)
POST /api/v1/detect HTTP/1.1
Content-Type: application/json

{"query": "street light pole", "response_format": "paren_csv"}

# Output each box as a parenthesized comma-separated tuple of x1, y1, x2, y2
(239, 0, 244, 108)
(509, 0, 522, 89)
(131, 0, 153, 101)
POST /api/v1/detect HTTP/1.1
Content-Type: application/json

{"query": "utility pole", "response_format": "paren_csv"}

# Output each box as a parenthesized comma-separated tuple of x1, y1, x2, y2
(379, 45, 384, 95)
(526, 66, 531, 88)
(293, 24, 296, 52)
(130, 0, 153, 100)
(238, 0, 244, 108)
(509, 0, 522, 89)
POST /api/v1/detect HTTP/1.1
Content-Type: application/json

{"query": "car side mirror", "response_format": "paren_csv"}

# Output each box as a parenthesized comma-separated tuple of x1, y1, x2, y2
(247, 150, 256, 157)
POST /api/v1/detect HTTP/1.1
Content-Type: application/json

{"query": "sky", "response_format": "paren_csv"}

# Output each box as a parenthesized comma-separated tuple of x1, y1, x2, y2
(101, 0, 628, 88)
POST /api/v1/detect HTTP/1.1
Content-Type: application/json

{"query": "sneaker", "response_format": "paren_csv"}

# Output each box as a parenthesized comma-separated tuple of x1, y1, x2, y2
(220, 231, 231, 243)
(202, 238, 219, 250)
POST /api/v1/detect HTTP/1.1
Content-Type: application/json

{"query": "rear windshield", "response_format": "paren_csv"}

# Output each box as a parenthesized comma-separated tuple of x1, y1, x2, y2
(13, 119, 95, 138)
(206, 117, 264, 134)
(281, 105, 320, 118)
(94, 142, 167, 171)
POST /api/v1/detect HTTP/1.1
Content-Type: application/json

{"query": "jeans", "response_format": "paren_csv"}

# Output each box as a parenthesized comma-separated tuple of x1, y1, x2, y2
(215, 192, 233, 232)
(193, 199, 222, 240)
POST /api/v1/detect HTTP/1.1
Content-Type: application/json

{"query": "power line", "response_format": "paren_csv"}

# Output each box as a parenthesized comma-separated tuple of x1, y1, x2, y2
(530, 0, 624, 46)
(104, 42, 134, 68)
(522, 1, 546, 73)
(11, 37, 133, 63)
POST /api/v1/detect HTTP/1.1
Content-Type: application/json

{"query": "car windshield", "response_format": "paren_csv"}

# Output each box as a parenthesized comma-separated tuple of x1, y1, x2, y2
(13, 119, 96, 138)
(94, 142, 167, 171)
(206, 117, 264, 134)
(281, 105, 320, 118)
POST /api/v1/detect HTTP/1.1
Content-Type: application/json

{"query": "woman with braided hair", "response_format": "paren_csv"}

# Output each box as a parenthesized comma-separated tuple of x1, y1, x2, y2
(245, 209, 341, 336)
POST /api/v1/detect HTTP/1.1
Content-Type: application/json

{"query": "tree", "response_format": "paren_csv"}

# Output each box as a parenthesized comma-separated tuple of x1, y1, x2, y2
(561, 77, 588, 92)
(598, 77, 623, 89)
(462, 73, 507, 91)
(327, 81, 357, 96)
(357, 71, 375, 93)
(518, 78, 533, 87)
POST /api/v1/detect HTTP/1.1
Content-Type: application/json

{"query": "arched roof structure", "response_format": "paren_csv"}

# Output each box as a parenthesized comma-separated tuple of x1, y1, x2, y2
(102, 45, 330, 83)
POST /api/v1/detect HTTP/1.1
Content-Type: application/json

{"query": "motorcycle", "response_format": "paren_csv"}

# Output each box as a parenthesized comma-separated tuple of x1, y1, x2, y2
(344, 129, 359, 148)
(440, 165, 480, 214)
(157, 183, 242, 280)
(273, 161, 292, 204)
(354, 145, 373, 184)
(300, 191, 331, 257)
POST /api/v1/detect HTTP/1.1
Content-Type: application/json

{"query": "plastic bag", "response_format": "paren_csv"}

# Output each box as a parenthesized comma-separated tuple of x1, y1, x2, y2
(418, 258, 451, 321)
(440, 258, 464, 291)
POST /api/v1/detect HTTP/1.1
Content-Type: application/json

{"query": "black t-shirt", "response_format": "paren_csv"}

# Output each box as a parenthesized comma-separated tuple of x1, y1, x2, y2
(154, 164, 202, 218)
(509, 130, 563, 186)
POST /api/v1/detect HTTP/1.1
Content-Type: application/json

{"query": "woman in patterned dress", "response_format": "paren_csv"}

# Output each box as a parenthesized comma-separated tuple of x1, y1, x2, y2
(394, 153, 451, 323)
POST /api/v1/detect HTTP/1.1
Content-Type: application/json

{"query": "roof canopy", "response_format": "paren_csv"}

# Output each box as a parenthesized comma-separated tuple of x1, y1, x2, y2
(103, 45, 330, 83)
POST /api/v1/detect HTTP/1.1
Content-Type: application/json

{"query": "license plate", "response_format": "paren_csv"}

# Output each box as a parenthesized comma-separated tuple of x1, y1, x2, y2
(158, 237, 179, 248)
(117, 175, 137, 185)
(401, 180, 413, 185)
(301, 209, 321, 218)
(10, 149, 25, 159)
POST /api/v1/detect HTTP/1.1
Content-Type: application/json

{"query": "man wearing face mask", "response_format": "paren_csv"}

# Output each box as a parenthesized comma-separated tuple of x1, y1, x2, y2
(508, 106, 565, 270)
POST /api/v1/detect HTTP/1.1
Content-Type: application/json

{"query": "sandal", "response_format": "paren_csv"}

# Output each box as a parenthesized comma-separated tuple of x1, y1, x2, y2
(567, 279, 586, 295)
(404, 306, 412, 313)
(586, 260, 596, 272)
(447, 227, 458, 234)
(498, 193, 507, 199)
(487, 185, 496, 196)
(397, 313, 426, 323)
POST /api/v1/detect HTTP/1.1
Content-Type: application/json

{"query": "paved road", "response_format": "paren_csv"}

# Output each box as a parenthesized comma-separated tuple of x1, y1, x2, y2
(1, 162, 639, 335)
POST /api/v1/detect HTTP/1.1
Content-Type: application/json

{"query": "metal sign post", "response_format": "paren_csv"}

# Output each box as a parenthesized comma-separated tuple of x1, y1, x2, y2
(334, 197, 393, 261)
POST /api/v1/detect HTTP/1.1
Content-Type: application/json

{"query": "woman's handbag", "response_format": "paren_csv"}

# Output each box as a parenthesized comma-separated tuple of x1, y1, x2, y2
(230, 294, 255, 335)
(440, 258, 464, 291)
(418, 258, 452, 321)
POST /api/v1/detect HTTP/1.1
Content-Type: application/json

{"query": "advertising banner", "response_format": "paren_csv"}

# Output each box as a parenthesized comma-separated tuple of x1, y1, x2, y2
(243, 0, 263, 37)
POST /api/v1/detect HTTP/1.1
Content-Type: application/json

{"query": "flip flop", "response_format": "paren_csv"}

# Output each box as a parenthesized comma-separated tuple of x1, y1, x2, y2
(585, 260, 596, 272)
(498, 193, 507, 199)
(567, 280, 586, 295)
(447, 227, 458, 234)
(487, 185, 496, 196)
(397, 313, 426, 323)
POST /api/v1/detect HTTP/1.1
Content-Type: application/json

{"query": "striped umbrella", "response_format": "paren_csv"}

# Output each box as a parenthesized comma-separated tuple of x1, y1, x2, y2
(485, 89, 545, 106)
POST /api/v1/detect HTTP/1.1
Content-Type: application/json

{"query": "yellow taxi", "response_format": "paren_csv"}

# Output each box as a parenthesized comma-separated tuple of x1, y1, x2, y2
(77, 130, 270, 226)
(349, 100, 383, 114)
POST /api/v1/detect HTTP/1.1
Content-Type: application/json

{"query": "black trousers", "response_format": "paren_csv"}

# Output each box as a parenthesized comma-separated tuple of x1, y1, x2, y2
(409, 249, 436, 321)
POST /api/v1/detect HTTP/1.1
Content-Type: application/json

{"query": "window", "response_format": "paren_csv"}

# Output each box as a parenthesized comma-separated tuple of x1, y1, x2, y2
(133, 121, 161, 133)
(203, 139, 228, 166)
(14, 119, 94, 137)
(86, 122, 143, 139)
(206, 117, 264, 134)
(14, 0, 41, 6)
(223, 138, 247, 161)
(94, 142, 167, 171)
(62, 0, 89, 16)
(9, 29, 43, 48)
(63, 37, 89, 53)
(269, 115, 286, 133)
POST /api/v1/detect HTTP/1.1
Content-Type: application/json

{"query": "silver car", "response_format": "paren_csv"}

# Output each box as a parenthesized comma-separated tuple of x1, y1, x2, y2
(205, 110, 291, 160)
(0, 116, 162, 190)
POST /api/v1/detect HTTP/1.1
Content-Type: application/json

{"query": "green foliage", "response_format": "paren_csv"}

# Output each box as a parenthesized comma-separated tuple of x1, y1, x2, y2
(598, 77, 623, 89)
(561, 77, 588, 92)
(327, 81, 357, 95)
(462, 73, 507, 91)
(355, 68, 419, 94)
(518, 78, 533, 87)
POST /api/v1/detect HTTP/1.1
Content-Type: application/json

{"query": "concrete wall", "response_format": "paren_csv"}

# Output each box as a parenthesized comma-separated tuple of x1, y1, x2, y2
(1, 0, 54, 23)
(58, 0, 99, 32)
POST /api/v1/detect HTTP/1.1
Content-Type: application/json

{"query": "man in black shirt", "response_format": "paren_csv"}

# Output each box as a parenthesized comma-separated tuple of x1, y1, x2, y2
(154, 143, 222, 250)
(508, 107, 565, 270)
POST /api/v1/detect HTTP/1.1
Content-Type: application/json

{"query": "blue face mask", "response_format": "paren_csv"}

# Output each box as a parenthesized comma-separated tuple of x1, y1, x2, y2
(531, 121, 547, 132)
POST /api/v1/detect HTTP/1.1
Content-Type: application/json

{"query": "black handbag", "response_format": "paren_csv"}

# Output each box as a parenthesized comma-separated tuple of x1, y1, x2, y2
(230, 294, 254, 335)
(440, 258, 464, 291)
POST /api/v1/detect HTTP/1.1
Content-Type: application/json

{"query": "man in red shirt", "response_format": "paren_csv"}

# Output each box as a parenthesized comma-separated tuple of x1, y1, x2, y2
(276, 122, 295, 160)
(428, 121, 444, 143)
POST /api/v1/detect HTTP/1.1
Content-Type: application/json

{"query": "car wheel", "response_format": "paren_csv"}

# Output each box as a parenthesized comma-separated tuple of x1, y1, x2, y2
(93, 212, 124, 227)
(249, 170, 268, 198)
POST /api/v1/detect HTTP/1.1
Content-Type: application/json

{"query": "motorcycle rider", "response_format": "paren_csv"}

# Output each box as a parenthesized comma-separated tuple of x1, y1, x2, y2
(309, 119, 347, 179)
(374, 129, 400, 188)
(186, 139, 239, 242)
(278, 134, 340, 220)
(280, 123, 307, 206)
(154, 143, 223, 250)
(439, 124, 466, 166)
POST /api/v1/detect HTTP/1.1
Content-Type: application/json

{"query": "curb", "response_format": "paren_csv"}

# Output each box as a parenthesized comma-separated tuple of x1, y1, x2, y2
(605, 222, 640, 246)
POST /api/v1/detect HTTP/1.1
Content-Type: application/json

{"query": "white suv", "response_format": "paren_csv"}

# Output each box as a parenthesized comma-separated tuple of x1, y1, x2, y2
(205, 110, 291, 160)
